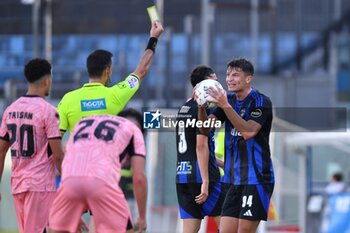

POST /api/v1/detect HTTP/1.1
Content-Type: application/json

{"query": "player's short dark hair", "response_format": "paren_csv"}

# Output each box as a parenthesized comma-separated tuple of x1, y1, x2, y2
(118, 108, 144, 134)
(24, 58, 51, 83)
(227, 58, 254, 76)
(190, 65, 215, 87)
(333, 173, 343, 182)
(86, 49, 113, 77)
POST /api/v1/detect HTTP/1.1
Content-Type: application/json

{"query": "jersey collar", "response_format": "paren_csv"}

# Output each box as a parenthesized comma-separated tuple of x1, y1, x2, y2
(22, 95, 43, 98)
(83, 83, 104, 88)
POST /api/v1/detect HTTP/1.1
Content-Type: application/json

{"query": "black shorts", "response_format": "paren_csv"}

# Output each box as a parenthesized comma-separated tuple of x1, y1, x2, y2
(221, 182, 231, 196)
(89, 211, 133, 231)
(221, 183, 274, 221)
(176, 182, 225, 219)
(126, 218, 133, 231)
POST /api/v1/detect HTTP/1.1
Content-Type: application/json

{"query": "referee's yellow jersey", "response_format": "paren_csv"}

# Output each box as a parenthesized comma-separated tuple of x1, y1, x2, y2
(57, 73, 140, 133)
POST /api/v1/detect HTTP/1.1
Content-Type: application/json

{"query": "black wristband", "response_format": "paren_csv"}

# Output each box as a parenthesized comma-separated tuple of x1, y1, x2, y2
(146, 37, 158, 53)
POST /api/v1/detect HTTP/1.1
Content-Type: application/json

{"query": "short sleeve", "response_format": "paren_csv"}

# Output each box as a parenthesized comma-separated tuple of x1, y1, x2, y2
(248, 95, 272, 126)
(57, 97, 68, 134)
(111, 73, 140, 110)
(46, 106, 62, 139)
(0, 111, 9, 141)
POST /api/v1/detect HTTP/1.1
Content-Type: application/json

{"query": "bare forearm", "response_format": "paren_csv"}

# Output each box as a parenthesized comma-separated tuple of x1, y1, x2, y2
(222, 105, 245, 130)
(133, 49, 154, 80)
(53, 156, 63, 174)
(0, 142, 9, 183)
(133, 20, 163, 80)
(198, 106, 208, 122)
(222, 105, 257, 140)
(196, 135, 209, 182)
(133, 175, 148, 219)
(49, 139, 64, 174)
(215, 156, 224, 169)
(198, 107, 211, 135)
(197, 146, 209, 182)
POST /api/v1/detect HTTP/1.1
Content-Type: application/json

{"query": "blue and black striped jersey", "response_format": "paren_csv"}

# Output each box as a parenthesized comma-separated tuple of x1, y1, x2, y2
(213, 89, 275, 185)
(175, 98, 221, 183)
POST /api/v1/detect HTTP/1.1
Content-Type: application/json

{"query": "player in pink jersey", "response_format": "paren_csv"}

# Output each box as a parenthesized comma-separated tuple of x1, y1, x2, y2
(118, 109, 147, 232)
(0, 58, 64, 233)
(49, 114, 146, 233)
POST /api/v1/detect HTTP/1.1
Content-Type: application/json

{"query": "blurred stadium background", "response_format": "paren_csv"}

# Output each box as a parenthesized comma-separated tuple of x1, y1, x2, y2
(1, 0, 350, 232)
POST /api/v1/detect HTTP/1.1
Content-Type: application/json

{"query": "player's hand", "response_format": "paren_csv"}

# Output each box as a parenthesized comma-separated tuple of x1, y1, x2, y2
(195, 181, 209, 204)
(135, 216, 147, 233)
(208, 84, 228, 108)
(193, 85, 207, 109)
(192, 85, 199, 102)
(150, 20, 164, 38)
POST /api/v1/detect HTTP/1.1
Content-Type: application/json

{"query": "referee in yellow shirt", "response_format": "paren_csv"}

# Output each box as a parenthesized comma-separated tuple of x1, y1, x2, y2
(57, 20, 164, 134)
(56, 20, 164, 232)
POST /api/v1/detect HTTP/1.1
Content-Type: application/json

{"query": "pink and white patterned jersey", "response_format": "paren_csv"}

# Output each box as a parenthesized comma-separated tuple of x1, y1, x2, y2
(62, 115, 145, 189)
(119, 120, 146, 167)
(0, 96, 61, 194)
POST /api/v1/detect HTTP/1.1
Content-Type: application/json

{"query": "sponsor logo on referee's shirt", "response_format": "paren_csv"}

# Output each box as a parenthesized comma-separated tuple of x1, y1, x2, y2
(127, 76, 139, 89)
(81, 98, 107, 111)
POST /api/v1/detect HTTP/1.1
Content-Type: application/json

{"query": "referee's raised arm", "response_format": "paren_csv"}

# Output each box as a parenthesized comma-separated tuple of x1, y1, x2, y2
(133, 20, 164, 80)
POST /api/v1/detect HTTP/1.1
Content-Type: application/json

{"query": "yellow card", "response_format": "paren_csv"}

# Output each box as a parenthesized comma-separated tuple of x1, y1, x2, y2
(147, 6, 160, 22)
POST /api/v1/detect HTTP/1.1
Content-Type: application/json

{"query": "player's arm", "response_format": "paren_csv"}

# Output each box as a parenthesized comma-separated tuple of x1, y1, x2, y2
(195, 134, 209, 204)
(216, 156, 224, 169)
(46, 108, 65, 173)
(132, 20, 164, 80)
(131, 156, 147, 231)
(57, 98, 68, 136)
(48, 139, 64, 174)
(208, 86, 263, 140)
(112, 21, 164, 110)
(197, 106, 218, 135)
(221, 109, 261, 140)
(0, 138, 9, 202)
(0, 113, 10, 202)
(195, 84, 220, 135)
(129, 124, 148, 232)
(0, 138, 9, 182)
